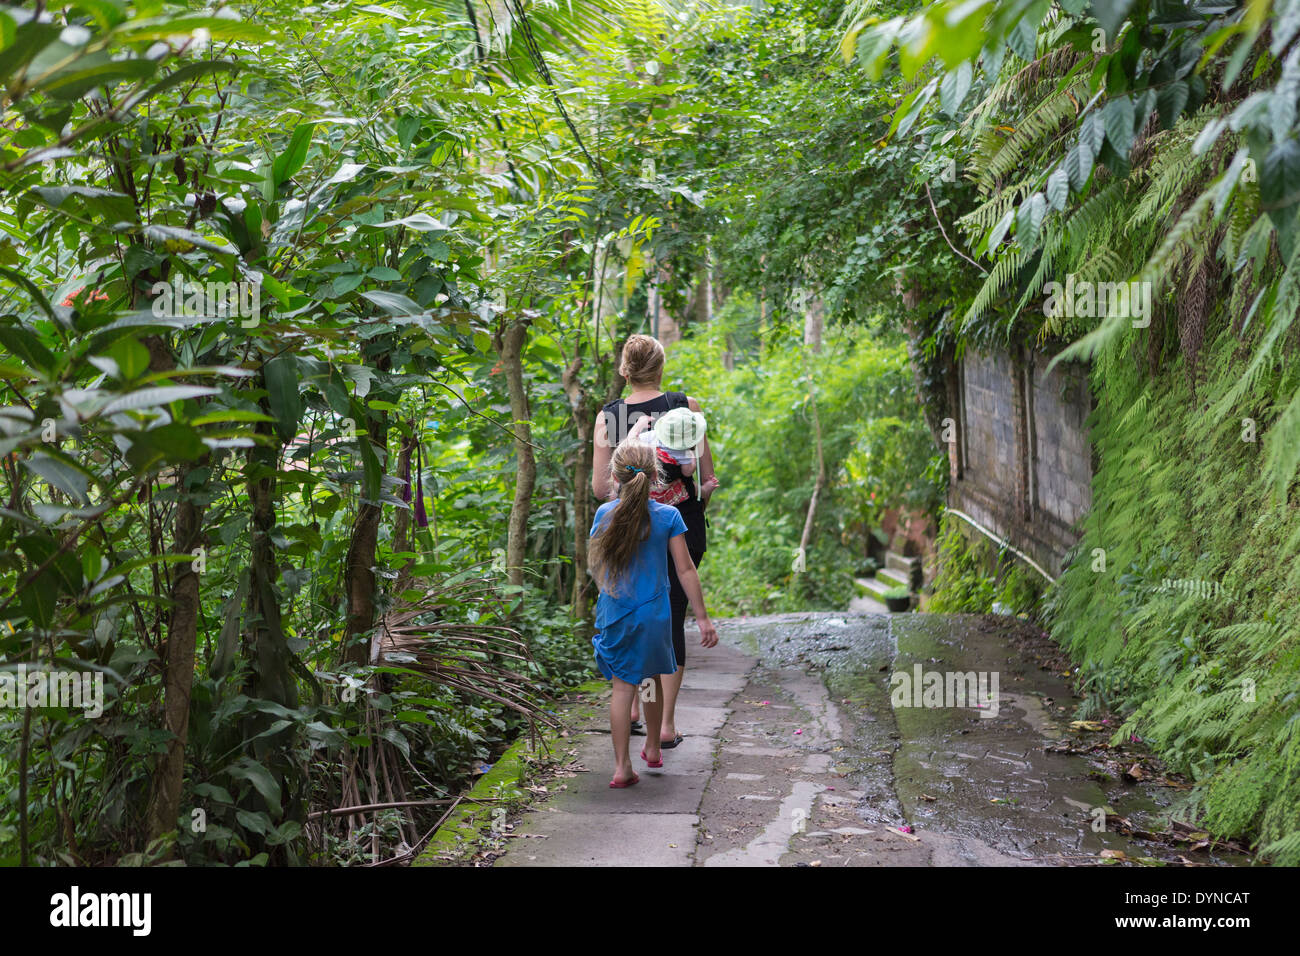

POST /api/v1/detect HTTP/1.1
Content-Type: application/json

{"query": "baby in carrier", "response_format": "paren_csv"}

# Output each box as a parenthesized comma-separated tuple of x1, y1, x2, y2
(626, 406, 707, 506)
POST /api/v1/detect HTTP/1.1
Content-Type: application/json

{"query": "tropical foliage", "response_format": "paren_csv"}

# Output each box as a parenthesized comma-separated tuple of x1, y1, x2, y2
(8, 0, 1300, 867)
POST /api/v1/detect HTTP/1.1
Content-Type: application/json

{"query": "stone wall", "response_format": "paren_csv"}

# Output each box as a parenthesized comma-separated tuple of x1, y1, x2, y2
(948, 345, 1092, 576)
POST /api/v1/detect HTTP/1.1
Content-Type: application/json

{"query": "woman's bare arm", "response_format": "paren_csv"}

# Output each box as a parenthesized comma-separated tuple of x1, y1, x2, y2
(687, 396, 717, 503)
(592, 411, 613, 501)
(669, 535, 718, 647)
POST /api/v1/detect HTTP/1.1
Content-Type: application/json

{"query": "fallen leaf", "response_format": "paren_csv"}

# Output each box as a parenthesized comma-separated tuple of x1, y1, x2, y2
(1070, 720, 1104, 732)
(1100, 849, 1127, 861)
(921, 794, 937, 802)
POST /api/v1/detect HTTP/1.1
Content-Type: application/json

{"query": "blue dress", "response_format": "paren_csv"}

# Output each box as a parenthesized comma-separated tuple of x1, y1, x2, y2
(590, 500, 687, 684)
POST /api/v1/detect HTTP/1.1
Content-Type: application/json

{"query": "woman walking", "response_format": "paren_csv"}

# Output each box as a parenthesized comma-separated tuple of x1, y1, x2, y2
(593, 334, 718, 749)
(590, 440, 718, 787)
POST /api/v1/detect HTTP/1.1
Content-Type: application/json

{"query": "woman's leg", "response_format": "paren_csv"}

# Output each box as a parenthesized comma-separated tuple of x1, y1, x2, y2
(610, 677, 637, 784)
(662, 546, 704, 743)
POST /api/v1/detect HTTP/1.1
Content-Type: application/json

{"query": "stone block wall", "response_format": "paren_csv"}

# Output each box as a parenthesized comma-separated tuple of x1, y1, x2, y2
(948, 345, 1092, 576)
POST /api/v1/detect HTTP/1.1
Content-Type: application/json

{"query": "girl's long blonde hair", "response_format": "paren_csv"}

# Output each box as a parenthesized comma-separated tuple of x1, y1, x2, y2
(589, 440, 661, 596)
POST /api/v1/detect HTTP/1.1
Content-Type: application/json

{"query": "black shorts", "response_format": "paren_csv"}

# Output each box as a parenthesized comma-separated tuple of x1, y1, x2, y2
(668, 545, 705, 668)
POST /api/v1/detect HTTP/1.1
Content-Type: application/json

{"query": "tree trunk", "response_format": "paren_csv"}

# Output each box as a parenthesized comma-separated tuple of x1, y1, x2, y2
(146, 457, 209, 845)
(570, 403, 594, 617)
(798, 366, 827, 590)
(803, 295, 824, 354)
(498, 318, 535, 589)
(342, 426, 386, 664)
(390, 432, 417, 594)
(245, 404, 298, 710)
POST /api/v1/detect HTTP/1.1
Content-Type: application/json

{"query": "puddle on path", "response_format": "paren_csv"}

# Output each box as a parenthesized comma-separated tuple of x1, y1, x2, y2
(719, 611, 1247, 866)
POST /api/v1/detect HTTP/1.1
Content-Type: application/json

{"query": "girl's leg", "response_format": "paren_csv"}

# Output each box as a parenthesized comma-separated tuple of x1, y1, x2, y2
(609, 678, 637, 784)
(641, 676, 665, 764)
(659, 666, 684, 743)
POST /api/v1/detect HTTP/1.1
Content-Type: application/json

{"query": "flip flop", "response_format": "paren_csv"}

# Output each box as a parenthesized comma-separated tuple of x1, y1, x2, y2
(609, 772, 640, 789)
(640, 748, 663, 768)
(630, 720, 646, 737)
(659, 734, 684, 750)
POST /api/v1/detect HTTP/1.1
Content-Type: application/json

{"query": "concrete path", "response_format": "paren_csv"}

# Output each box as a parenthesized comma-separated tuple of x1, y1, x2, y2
(497, 640, 753, 866)
(496, 616, 948, 866)
(493, 612, 1237, 867)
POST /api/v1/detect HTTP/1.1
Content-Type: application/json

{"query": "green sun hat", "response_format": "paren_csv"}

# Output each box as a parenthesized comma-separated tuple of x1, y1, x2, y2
(653, 406, 706, 450)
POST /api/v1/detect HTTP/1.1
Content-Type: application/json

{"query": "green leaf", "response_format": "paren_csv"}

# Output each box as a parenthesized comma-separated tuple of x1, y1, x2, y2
(939, 62, 972, 117)
(121, 59, 240, 111)
(101, 386, 217, 416)
(143, 224, 235, 256)
(988, 207, 1015, 256)
(22, 453, 91, 503)
(1157, 81, 1189, 129)
(358, 433, 382, 501)
(1007, 15, 1039, 62)
(125, 423, 207, 471)
(1016, 192, 1048, 248)
(361, 213, 444, 232)
(273, 123, 315, 187)
(81, 543, 103, 583)
(0, 326, 55, 373)
(397, 114, 421, 148)
(1066, 139, 1095, 191)
(235, 809, 270, 835)
(1090, 0, 1135, 40)
(1102, 95, 1135, 156)
(263, 355, 302, 443)
(228, 759, 283, 816)
(103, 337, 150, 381)
(37, 55, 157, 100)
(361, 290, 423, 315)
(1261, 137, 1300, 212)
(1047, 167, 1070, 211)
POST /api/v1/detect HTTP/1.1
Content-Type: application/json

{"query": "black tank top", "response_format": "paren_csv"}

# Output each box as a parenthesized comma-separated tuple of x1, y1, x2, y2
(602, 391, 707, 553)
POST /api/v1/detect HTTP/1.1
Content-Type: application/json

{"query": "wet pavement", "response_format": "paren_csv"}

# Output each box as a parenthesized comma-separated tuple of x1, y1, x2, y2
(491, 611, 1247, 866)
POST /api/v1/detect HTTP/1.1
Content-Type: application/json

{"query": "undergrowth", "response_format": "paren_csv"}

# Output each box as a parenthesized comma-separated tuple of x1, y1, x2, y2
(1045, 322, 1300, 863)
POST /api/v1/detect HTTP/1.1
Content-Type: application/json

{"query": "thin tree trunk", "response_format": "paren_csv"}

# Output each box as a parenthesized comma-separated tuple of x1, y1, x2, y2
(343, 412, 388, 665)
(798, 365, 827, 586)
(498, 318, 534, 589)
(245, 391, 298, 712)
(146, 457, 209, 845)
(391, 433, 417, 594)
(803, 295, 824, 354)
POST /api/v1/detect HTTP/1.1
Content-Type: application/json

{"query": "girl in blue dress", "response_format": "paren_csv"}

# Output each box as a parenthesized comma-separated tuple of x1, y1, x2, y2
(590, 439, 719, 788)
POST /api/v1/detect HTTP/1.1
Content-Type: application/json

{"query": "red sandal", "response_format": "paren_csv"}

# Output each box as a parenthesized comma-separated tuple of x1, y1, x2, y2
(609, 772, 639, 789)
(640, 748, 663, 768)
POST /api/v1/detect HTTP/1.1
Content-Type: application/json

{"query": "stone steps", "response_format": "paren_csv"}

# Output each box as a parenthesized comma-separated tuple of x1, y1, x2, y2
(876, 566, 909, 588)
(883, 550, 921, 590)
(854, 576, 893, 604)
